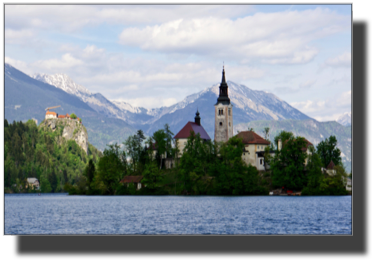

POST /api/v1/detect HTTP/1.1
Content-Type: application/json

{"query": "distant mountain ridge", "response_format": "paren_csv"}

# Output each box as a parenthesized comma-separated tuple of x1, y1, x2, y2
(30, 70, 313, 137)
(5, 63, 136, 150)
(336, 112, 351, 126)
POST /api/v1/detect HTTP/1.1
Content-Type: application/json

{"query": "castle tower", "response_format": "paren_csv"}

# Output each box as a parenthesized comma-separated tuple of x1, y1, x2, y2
(214, 66, 233, 143)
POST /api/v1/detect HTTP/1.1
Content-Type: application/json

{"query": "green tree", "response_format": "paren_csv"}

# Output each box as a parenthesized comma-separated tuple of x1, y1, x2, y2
(270, 137, 308, 190)
(86, 159, 96, 185)
(178, 131, 215, 194)
(164, 123, 175, 158)
(124, 130, 146, 173)
(39, 174, 52, 193)
(95, 144, 128, 195)
(48, 169, 58, 192)
(70, 113, 77, 119)
(306, 146, 324, 189)
(152, 129, 167, 169)
(142, 161, 163, 190)
(316, 135, 342, 168)
(263, 127, 270, 140)
(274, 130, 294, 150)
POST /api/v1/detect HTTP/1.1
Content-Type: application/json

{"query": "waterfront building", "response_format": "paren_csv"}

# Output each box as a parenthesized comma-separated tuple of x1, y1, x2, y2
(25, 178, 40, 190)
(120, 175, 144, 190)
(214, 66, 233, 143)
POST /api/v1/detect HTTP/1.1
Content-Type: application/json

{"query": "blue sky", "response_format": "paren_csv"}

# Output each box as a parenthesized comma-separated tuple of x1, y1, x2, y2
(5, 4, 351, 121)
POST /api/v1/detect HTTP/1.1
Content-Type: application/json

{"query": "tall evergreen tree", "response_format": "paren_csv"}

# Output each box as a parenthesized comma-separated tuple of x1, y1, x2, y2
(316, 135, 342, 167)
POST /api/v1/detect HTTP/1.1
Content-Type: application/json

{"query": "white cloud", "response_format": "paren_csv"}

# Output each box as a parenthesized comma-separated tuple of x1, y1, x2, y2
(5, 5, 253, 33)
(5, 57, 31, 75)
(299, 79, 317, 89)
(5, 28, 35, 44)
(32, 53, 84, 72)
(126, 97, 178, 109)
(290, 90, 351, 121)
(119, 8, 350, 64)
(324, 52, 351, 68)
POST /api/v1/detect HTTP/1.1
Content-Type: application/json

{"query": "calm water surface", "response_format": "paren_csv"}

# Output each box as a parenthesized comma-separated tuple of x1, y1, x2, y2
(5, 194, 352, 235)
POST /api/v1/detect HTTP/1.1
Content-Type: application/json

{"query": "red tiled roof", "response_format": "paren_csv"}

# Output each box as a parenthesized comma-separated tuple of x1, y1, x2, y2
(58, 115, 65, 118)
(174, 122, 211, 140)
(327, 160, 335, 169)
(46, 111, 57, 115)
(235, 131, 270, 145)
(66, 113, 70, 118)
(120, 176, 144, 183)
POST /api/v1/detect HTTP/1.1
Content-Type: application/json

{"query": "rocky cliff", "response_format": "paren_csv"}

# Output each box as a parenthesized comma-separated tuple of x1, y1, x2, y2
(40, 118, 88, 154)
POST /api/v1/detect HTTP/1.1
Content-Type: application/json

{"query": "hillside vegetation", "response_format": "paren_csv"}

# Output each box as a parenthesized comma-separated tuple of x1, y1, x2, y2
(4, 119, 102, 193)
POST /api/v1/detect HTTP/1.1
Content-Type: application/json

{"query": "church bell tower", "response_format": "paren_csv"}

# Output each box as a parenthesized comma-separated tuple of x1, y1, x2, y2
(214, 66, 233, 143)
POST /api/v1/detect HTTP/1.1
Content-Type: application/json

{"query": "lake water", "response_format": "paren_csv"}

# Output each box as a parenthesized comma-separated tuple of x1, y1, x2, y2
(5, 194, 352, 235)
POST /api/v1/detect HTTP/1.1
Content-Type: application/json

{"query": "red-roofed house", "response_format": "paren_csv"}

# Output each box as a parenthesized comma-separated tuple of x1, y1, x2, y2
(174, 110, 211, 157)
(45, 111, 58, 119)
(58, 115, 66, 119)
(235, 131, 271, 170)
(120, 175, 144, 190)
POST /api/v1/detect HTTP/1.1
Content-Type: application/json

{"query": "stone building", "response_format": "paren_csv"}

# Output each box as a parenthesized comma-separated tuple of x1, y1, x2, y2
(174, 110, 211, 157)
(236, 131, 271, 170)
(26, 178, 40, 190)
(214, 66, 233, 143)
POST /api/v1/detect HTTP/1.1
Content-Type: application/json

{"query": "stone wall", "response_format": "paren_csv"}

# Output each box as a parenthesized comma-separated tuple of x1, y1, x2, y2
(214, 103, 233, 143)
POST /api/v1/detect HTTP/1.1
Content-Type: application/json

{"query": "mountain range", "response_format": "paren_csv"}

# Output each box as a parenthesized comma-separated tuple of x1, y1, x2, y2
(5, 63, 351, 171)
(30, 71, 312, 138)
(5, 64, 136, 150)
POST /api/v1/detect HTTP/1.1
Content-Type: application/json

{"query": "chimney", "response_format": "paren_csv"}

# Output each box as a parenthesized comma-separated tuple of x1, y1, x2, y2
(278, 139, 282, 151)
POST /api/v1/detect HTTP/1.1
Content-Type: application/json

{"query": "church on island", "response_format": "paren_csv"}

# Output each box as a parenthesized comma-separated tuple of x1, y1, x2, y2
(172, 66, 277, 171)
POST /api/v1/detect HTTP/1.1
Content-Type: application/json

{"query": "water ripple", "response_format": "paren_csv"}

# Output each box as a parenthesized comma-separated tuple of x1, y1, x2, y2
(5, 194, 352, 235)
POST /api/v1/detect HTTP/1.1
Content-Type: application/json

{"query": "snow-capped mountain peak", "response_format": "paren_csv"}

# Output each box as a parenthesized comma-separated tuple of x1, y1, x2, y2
(336, 112, 351, 126)
(31, 73, 93, 99)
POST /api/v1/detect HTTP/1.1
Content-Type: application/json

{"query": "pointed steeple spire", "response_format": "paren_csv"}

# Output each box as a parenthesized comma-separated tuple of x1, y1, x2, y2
(195, 108, 201, 125)
(221, 65, 227, 86)
(216, 65, 230, 105)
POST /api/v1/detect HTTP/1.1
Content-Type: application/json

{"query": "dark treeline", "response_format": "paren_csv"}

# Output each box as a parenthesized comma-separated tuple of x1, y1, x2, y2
(268, 131, 348, 195)
(64, 124, 348, 196)
(5, 119, 348, 196)
(4, 119, 102, 193)
(65, 125, 269, 196)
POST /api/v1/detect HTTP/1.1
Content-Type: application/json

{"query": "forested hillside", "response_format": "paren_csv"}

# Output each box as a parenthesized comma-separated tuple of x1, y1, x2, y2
(4, 119, 102, 192)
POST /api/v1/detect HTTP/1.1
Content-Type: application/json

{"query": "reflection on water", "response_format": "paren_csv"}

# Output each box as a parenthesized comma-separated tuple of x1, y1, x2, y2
(5, 193, 352, 235)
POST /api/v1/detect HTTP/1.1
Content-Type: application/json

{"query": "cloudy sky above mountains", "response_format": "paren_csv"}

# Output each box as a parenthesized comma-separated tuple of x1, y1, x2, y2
(5, 4, 351, 121)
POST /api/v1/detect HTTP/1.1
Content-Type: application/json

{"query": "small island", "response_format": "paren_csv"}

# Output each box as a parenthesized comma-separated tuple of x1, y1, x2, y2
(4, 68, 350, 196)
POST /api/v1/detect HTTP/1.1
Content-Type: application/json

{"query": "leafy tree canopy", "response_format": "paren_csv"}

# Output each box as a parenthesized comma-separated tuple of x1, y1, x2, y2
(316, 135, 342, 168)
